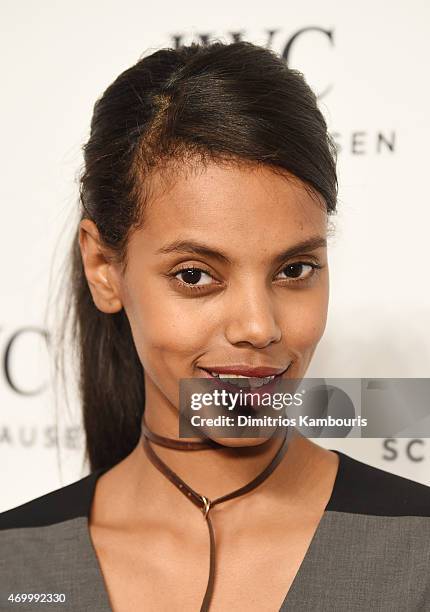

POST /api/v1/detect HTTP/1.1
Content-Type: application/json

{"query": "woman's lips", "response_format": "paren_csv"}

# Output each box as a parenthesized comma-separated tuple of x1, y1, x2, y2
(197, 365, 290, 399)
(199, 365, 288, 377)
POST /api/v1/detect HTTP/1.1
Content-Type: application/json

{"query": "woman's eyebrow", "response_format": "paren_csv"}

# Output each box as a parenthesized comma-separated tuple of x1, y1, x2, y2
(156, 236, 327, 265)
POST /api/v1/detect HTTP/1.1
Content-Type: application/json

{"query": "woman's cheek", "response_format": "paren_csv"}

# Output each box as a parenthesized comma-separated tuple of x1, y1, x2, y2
(282, 289, 329, 353)
(132, 296, 211, 367)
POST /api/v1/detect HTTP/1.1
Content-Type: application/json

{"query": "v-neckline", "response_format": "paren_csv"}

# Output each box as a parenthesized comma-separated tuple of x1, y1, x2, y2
(277, 448, 343, 609)
(84, 449, 344, 611)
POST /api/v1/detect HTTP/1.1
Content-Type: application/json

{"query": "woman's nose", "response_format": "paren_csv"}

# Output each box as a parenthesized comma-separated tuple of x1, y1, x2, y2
(223, 287, 282, 348)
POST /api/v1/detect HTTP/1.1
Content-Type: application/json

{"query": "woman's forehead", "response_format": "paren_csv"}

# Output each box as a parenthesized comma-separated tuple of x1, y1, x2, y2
(139, 160, 327, 240)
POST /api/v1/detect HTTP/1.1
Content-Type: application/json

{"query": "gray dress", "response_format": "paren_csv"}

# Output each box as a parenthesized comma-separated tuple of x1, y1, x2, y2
(1, 450, 430, 611)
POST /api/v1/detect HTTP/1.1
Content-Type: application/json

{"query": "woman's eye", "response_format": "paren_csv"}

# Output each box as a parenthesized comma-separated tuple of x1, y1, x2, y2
(277, 263, 316, 281)
(174, 268, 213, 286)
(171, 262, 320, 294)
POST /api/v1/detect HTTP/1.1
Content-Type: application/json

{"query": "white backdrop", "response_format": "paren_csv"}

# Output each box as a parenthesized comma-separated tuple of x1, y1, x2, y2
(1, 0, 429, 512)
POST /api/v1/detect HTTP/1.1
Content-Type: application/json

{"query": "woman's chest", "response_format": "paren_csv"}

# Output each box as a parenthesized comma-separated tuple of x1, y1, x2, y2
(89, 511, 323, 612)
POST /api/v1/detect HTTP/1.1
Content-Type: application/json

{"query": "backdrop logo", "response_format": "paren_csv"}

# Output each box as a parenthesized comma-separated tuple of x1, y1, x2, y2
(171, 27, 396, 157)
(0, 424, 84, 450)
(1, 326, 49, 396)
(383, 439, 427, 463)
(172, 27, 334, 99)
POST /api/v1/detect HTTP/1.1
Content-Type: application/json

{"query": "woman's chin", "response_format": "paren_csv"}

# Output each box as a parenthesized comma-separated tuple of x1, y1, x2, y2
(210, 435, 274, 448)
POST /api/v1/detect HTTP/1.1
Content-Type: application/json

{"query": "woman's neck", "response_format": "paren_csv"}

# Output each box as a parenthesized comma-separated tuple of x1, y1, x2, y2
(139, 401, 294, 499)
(90, 396, 339, 538)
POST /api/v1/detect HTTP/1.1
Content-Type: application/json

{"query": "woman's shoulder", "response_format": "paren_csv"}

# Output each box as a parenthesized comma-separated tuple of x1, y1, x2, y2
(0, 468, 106, 533)
(329, 449, 430, 517)
(0, 469, 111, 609)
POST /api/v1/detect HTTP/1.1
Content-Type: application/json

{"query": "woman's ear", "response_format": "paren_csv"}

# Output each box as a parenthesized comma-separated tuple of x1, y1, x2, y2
(78, 219, 123, 313)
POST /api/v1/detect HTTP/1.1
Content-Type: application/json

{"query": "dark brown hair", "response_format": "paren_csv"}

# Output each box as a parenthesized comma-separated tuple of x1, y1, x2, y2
(59, 40, 337, 472)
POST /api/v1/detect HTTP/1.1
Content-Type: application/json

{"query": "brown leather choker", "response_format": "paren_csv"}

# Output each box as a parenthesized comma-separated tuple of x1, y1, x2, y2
(140, 415, 290, 611)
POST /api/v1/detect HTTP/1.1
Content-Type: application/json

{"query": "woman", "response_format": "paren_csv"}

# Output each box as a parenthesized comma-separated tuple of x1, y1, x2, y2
(1, 41, 430, 612)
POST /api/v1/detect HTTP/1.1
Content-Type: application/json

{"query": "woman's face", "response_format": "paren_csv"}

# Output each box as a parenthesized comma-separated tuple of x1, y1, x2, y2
(84, 160, 329, 441)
